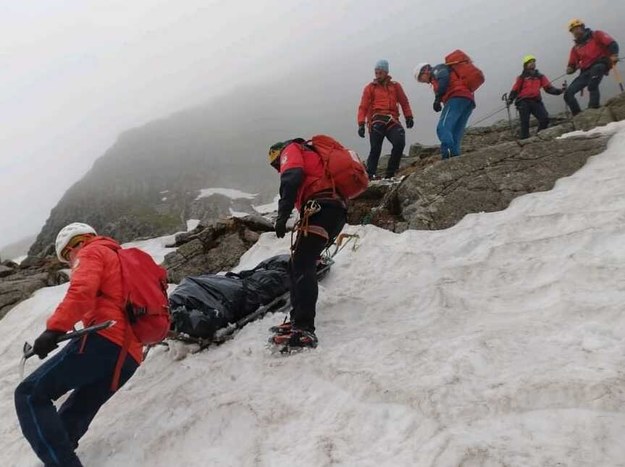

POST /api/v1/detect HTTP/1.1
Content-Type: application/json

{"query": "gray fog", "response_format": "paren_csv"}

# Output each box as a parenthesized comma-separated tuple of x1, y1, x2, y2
(1, 0, 624, 250)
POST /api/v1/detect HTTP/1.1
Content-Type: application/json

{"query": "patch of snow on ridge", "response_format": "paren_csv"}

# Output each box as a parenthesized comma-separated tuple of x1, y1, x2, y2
(195, 188, 257, 201)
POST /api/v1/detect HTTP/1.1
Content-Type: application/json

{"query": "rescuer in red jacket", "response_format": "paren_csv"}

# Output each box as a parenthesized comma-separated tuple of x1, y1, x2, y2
(564, 19, 619, 115)
(15, 223, 141, 467)
(357, 59, 413, 180)
(267, 140, 347, 349)
(507, 55, 564, 139)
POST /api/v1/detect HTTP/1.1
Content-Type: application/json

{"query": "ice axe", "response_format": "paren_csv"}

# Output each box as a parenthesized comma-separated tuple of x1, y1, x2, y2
(613, 65, 624, 93)
(19, 320, 116, 380)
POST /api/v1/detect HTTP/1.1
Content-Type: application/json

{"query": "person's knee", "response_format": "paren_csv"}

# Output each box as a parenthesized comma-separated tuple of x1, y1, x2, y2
(14, 381, 31, 409)
(587, 78, 601, 92)
(563, 89, 575, 102)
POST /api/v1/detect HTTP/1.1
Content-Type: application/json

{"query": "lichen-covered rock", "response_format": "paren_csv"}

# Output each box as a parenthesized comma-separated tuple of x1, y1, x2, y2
(398, 134, 608, 230)
(572, 107, 615, 131)
(605, 92, 625, 122)
(163, 216, 274, 283)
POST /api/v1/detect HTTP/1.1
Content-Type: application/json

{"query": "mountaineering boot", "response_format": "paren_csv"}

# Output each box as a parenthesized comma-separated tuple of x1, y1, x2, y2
(269, 321, 293, 335)
(269, 327, 318, 350)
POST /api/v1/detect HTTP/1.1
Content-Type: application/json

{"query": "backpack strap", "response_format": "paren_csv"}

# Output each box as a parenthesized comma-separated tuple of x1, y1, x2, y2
(110, 318, 131, 392)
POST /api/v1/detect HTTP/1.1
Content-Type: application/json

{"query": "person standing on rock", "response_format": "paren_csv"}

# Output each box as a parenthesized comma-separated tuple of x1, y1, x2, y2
(564, 19, 619, 116)
(267, 139, 348, 349)
(507, 55, 565, 139)
(414, 60, 476, 160)
(357, 59, 414, 180)
(14, 223, 142, 467)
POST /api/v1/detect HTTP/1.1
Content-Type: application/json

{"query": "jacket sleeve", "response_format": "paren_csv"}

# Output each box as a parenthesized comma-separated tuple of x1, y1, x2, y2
(541, 75, 561, 95)
(508, 76, 523, 100)
(47, 247, 104, 332)
(277, 144, 305, 218)
(595, 30, 619, 55)
(395, 82, 413, 118)
(432, 65, 450, 99)
(357, 85, 371, 125)
(568, 48, 578, 69)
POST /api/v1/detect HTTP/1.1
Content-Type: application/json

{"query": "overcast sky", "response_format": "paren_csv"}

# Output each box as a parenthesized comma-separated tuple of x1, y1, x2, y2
(1, 0, 624, 249)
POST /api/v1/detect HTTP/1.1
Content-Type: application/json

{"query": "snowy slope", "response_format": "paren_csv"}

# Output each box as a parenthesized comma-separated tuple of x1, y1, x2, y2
(3, 123, 625, 466)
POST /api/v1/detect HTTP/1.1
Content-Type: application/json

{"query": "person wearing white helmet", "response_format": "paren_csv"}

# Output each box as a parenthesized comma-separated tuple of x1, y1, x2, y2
(15, 223, 142, 467)
(414, 55, 478, 160)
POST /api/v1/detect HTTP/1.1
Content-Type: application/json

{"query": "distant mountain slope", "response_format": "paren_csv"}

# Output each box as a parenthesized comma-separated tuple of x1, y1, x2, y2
(28, 75, 362, 257)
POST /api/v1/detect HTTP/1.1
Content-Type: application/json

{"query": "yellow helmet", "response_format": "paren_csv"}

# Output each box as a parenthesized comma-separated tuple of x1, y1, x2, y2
(268, 142, 285, 169)
(568, 18, 584, 32)
(523, 54, 536, 66)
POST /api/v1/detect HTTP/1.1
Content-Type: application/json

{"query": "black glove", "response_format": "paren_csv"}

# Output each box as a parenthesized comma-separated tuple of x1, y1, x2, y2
(506, 97, 514, 106)
(357, 124, 365, 138)
(433, 99, 442, 113)
(405, 117, 414, 129)
(274, 216, 288, 238)
(32, 330, 65, 359)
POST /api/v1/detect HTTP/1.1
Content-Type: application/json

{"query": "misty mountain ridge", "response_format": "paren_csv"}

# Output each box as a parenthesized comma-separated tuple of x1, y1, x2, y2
(27, 72, 367, 257)
(28, 60, 625, 258)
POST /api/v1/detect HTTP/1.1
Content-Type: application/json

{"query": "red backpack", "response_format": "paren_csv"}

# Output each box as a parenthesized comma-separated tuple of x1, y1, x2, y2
(306, 135, 369, 200)
(118, 247, 171, 345)
(445, 50, 485, 92)
(111, 247, 170, 391)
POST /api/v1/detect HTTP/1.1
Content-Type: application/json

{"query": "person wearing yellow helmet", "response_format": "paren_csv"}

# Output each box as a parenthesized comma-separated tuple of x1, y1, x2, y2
(266, 138, 348, 349)
(564, 19, 619, 115)
(506, 55, 564, 139)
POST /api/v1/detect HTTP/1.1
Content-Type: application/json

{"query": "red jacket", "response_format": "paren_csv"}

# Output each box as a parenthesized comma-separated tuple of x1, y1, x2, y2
(569, 29, 616, 71)
(278, 142, 330, 213)
(47, 236, 143, 364)
(510, 71, 559, 101)
(431, 64, 475, 104)
(357, 77, 413, 125)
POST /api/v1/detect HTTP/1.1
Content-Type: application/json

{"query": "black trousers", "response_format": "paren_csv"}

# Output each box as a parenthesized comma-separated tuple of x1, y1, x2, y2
(366, 121, 405, 179)
(290, 202, 346, 332)
(564, 61, 609, 115)
(517, 99, 550, 139)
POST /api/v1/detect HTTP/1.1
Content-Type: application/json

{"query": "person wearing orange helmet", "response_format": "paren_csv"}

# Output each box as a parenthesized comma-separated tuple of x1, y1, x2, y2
(564, 19, 619, 115)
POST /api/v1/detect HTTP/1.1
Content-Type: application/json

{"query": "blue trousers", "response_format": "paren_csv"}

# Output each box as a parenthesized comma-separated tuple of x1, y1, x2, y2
(15, 333, 138, 467)
(437, 97, 474, 158)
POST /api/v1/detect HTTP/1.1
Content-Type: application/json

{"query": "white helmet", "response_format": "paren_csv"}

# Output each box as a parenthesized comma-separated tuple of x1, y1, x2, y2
(55, 222, 97, 262)
(413, 63, 431, 80)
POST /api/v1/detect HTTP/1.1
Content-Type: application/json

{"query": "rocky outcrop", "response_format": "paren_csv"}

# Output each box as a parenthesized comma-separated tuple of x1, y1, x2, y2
(3, 94, 623, 320)
(397, 133, 608, 230)
(0, 259, 68, 319)
(163, 216, 274, 283)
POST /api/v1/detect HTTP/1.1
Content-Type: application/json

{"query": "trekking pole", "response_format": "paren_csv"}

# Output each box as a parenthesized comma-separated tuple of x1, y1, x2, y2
(613, 66, 625, 93)
(501, 93, 513, 133)
(19, 320, 116, 379)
